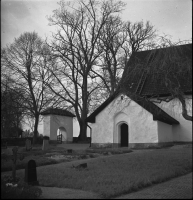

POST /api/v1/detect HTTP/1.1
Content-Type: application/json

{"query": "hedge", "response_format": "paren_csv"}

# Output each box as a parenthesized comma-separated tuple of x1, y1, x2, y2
(1, 137, 43, 147)
(72, 137, 91, 143)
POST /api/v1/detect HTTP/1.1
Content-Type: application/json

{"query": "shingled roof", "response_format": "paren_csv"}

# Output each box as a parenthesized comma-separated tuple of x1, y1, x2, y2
(41, 108, 75, 117)
(87, 44, 192, 125)
(87, 91, 179, 125)
(120, 43, 192, 97)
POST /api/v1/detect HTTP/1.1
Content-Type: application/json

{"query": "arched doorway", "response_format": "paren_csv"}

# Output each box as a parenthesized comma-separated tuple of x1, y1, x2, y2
(57, 127, 67, 142)
(120, 123, 128, 147)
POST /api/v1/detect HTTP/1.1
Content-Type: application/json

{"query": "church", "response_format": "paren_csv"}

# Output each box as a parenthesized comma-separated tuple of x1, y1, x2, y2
(87, 44, 192, 148)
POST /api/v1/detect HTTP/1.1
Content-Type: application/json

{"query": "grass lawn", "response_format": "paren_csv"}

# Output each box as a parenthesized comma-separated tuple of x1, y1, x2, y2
(1, 145, 132, 172)
(1, 146, 192, 198)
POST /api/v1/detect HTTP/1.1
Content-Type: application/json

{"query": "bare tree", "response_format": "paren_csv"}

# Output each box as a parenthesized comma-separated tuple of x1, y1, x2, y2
(1, 76, 25, 138)
(90, 16, 126, 96)
(46, 0, 126, 141)
(91, 20, 157, 98)
(1, 32, 61, 143)
(126, 21, 157, 52)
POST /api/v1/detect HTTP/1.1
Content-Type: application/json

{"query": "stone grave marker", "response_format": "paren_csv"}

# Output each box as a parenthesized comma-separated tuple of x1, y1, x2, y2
(42, 139, 49, 151)
(1, 140, 7, 149)
(25, 139, 32, 151)
(72, 163, 87, 170)
(67, 149, 72, 153)
(25, 159, 39, 185)
(12, 146, 18, 182)
(11, 146, 24, 182)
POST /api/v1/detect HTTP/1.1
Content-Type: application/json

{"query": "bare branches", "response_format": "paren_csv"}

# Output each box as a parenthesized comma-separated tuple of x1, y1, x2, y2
(126, 21, 157, 52)
(46, 0, 126, 140)
(1, 32, 59, 142)
(178, 95, 192, 121)
(120, 37, 192, 121)
(1, 77, 26, 137)
(94, 18, 157, 97)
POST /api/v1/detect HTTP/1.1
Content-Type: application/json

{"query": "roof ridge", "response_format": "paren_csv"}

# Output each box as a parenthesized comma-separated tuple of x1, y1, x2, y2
(41, 107, 75, 117)
(135, 43, 192, 54)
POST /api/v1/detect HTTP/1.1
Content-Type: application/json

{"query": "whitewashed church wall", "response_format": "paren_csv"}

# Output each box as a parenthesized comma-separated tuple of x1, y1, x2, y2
(91, 94, 158, 145)
(113, 112, 130, 144)
(153, 96, 192, 142)
(126, 100, 158, 144)
(157, 121, 173, 143)
(92, 108, 114, 144)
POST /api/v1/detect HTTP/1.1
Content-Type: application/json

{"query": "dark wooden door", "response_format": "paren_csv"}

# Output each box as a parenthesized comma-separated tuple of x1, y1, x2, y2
(120, 123, 128, 147)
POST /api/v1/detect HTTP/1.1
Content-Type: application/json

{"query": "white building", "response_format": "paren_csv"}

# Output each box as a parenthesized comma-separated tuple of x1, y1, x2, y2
(87, 44, 192, 148)
(41, 108, 75, 143)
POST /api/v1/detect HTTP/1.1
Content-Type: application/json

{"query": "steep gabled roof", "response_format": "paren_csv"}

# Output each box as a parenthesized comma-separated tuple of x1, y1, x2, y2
(41, 108, 75, 117)
(87, 91, 179, 125)
(121, 43, 192, 97)
(87, 44, 192, 125)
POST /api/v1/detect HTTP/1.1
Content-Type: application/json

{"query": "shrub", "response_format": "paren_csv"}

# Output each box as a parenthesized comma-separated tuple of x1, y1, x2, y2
(2, 137, 33, 147)
(36, 136, 43, 144)
(88, 154, 95, 158)
(80, 154, 87, 159)
(43, 136, 49, 140)
(73, 137, 91, 143)
(86, 148, 132, 154)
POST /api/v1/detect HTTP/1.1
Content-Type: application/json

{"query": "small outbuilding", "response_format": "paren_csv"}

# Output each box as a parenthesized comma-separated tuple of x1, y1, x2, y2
(41, 108, 75, 143)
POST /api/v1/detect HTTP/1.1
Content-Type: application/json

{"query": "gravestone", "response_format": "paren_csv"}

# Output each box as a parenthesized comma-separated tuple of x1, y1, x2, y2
(25, 160, 39, 185)
(25, 139, 32, 151)
(72, 163, 87, 170)
(67, 149, 72, 153)
(1, 140, 7, 149)
(42, 139, 49, 151)
(11, 147, 24, 182)
(12, 147, 18, 182)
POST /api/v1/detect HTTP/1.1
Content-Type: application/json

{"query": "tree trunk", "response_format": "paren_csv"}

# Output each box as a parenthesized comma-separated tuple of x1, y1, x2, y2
(33, 114, 39, 144)
(110, 78, 117, 96)
(77, 76, 88, 142)
(178, 96, 192, 121)
(78, 120, 87, 142)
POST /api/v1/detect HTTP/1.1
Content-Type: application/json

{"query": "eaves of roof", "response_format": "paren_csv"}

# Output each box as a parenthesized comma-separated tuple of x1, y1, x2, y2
(87, 92, 119, 123)
(41, 108, 75, 117)
(87, 91, 179, 125)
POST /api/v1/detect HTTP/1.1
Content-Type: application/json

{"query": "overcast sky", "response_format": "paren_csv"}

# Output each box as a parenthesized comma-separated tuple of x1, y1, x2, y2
(1, 0, 192, 48)
(1, 0, 192, 134)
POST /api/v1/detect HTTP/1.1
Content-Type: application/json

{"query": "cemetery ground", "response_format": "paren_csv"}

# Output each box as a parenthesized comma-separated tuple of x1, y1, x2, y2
(1, 143, 192, 199)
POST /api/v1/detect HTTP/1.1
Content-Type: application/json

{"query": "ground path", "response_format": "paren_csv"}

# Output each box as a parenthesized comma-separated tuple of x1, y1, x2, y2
(114, 172, 192, 199)
(38, 186, 101, 199)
